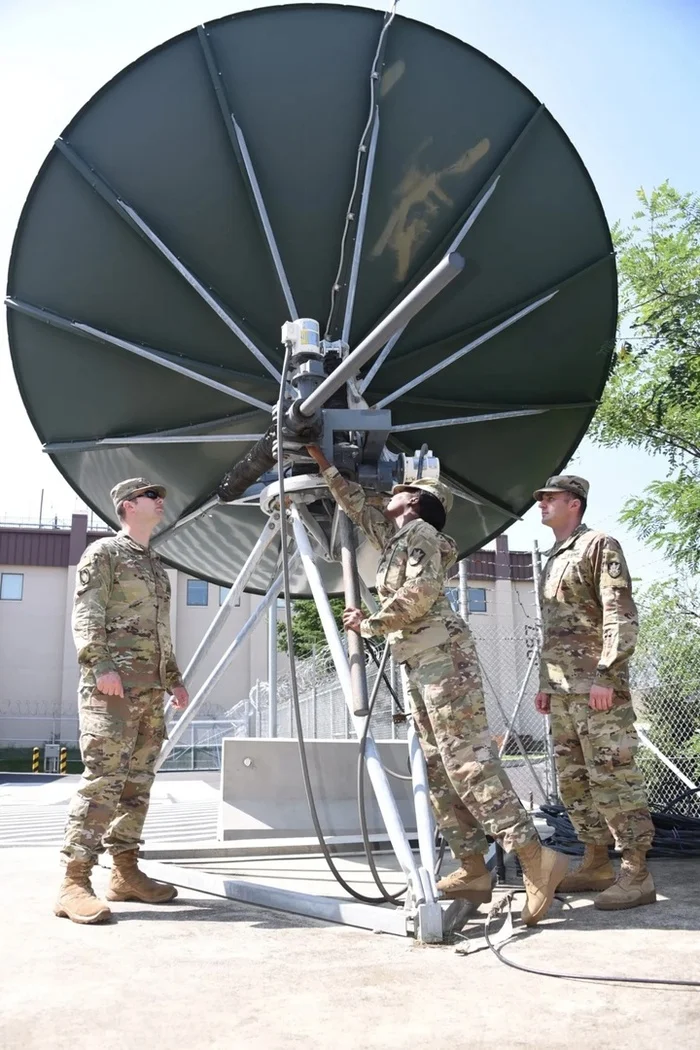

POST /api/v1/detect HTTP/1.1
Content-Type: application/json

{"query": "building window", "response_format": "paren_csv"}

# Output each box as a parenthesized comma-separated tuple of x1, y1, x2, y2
(0, 573, 24, 601)
(186, 579, 208, 606)
(219, 585, 238, 607)
(468, 587, 487, 614)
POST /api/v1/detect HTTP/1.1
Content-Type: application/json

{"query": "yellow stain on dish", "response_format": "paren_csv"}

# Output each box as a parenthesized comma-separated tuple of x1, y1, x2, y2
(372, 137, 491, 281)
(380, 60, 406, 97)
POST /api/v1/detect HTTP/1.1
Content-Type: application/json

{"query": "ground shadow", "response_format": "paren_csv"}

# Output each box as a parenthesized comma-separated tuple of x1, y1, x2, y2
(106, 894, 334, 931)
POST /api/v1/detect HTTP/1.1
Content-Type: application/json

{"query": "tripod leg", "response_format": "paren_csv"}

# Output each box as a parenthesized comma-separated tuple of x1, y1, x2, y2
(289, 505, 425, 899)
(181, 517, 281, 689)
(156, 556, 297, 771)
(338, 512, 370, 716)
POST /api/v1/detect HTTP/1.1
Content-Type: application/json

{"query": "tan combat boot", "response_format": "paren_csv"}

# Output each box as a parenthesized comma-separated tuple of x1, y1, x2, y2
(106, 849, 178, 903)
(54, 860, 112, 924)
(436, 853, 492, 904)
(516, 840, 569, 926)
(594, 849, 656, 911)
(558, 844, 615, 893)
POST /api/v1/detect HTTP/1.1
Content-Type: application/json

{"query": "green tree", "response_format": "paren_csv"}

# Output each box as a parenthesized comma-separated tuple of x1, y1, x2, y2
(590, 183, 700, 570)
(277, 597, 346, 659)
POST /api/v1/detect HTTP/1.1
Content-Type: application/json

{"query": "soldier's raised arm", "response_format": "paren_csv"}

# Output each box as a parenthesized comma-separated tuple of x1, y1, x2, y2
(306, 445, 394, 551)
(591, 536, 639, 688)
(72, 545, 115, 677)
(360, 525, 444, 638)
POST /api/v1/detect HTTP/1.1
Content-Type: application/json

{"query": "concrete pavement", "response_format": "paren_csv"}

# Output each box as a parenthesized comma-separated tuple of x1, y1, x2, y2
(0, 772, 220, 848)
(1, 847, 699, 1050)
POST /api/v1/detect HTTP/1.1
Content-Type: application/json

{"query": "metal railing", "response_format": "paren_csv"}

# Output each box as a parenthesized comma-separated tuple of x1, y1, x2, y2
(0, 513, 111, 531)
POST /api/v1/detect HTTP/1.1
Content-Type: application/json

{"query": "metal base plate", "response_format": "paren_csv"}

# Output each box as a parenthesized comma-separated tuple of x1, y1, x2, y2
(132, 851, 478, 942)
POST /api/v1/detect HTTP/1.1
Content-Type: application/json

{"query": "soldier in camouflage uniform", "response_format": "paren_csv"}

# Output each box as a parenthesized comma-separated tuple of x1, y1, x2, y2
(55, 478, 189, 925)
(307, 446, 567, 925)
(534, 475, 656, 910)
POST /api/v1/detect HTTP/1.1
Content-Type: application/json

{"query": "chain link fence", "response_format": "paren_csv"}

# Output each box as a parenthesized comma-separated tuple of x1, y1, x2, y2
(189, 593, 555, 807)
(464, 616, 554, 807)
(260, 643, 407, 742)
(165, 573, 698, 816)
(631, 637, 700, 819)
(3, 568, 699, 817)
(444, 581, 555, 807)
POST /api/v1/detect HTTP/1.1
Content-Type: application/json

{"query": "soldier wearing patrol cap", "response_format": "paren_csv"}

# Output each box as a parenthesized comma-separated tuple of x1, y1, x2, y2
(534, 475, 657, 910)
(306, 446, 568, 927)
(55, 479, 189, 925)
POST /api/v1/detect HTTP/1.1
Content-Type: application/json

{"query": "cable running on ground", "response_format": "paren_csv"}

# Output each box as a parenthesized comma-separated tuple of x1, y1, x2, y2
(483, 892, 700, 988)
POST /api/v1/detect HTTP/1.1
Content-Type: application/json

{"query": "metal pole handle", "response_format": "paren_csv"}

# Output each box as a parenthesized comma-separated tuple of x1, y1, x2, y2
(298, 252, 464, 418)
(339, 513, 370, 716)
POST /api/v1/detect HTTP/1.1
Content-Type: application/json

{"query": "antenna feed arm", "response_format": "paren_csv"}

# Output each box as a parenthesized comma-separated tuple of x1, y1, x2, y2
(273, 400, 323, 461)
(217, 427, 277, 502)
(216, 400, 324, 503)
(285, 400, 324, 443)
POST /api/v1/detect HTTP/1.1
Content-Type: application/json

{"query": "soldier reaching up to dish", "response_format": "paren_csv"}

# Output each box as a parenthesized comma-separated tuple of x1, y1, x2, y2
(306, 445, 568, 925)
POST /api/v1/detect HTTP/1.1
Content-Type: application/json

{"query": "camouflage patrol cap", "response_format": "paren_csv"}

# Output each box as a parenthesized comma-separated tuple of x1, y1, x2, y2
(533, 475, 589, 502)
(392, 478, 454, 514)
(110, 477, 166, 509)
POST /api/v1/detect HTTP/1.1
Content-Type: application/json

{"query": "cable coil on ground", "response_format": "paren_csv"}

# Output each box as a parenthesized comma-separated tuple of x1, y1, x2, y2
(538, 793, 700, 859)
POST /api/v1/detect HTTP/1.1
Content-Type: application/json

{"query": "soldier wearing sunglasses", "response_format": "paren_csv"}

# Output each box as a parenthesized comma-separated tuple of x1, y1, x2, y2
(55, 478, 188, 925)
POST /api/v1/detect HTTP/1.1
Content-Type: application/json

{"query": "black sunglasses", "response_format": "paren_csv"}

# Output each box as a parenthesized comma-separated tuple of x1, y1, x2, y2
(133, 489, 162, 501)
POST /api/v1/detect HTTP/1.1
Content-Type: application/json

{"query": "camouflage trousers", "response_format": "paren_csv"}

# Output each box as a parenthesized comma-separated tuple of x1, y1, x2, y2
(550, 691, 654, 850)
(404, 638, 537, 856)
(61, 683, 166, 863)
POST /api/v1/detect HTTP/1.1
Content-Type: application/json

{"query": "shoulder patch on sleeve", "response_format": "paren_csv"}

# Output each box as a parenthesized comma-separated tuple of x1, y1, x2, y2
(79, 567, 91, 586)
(408, 548, 426, 567)
(602, 544, 628, 586)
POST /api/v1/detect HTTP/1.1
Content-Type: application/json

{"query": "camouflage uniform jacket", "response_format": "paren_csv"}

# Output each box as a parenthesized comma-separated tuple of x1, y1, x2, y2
(322, 467, 469, 662)
(72, 532, 183, 691)
(539, 523, 638, 694)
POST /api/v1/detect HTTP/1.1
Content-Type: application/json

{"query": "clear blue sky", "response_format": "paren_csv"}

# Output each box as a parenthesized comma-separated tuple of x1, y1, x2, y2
(1, 0, 698, 582)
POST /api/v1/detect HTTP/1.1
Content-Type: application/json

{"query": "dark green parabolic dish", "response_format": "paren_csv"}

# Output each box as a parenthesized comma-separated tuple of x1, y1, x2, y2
(6, 4, 616, 595)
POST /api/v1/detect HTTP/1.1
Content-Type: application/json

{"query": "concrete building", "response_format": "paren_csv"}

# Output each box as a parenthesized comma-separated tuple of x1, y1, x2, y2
(0, 517, 538, 748)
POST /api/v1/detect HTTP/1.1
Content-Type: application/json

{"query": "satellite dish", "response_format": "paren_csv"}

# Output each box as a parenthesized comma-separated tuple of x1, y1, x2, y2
(6, 3, 616, 595)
